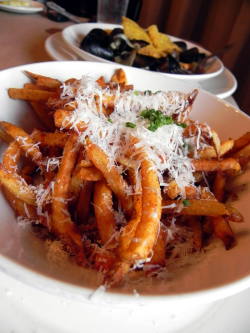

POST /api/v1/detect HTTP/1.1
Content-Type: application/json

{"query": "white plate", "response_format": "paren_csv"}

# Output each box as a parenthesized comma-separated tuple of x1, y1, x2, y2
(61, 23, 224, 81)
(0, 1, 44, 14)
(0, 61, 249, 331)
(45, 32, 236, 99)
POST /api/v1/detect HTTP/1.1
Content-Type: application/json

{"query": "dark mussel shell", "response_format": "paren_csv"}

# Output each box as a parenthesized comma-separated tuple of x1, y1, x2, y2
(133, 54, 160, 70)
(174, 41, 187, 51)
(157, 55, 188, 74)
(179, 47, 206, 63)
(80, 28, 114, 61)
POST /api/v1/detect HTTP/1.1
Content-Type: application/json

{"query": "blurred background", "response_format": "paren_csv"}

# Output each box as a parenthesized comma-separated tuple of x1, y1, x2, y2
(51, 0, 249, 113)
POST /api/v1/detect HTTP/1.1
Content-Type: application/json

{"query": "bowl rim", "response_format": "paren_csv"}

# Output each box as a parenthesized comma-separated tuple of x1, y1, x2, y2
(0, 61, 249, 306)
(61, 22, 224, 81)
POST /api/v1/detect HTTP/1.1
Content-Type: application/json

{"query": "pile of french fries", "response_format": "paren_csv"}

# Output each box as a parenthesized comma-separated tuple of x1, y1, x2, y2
(0, 68, 249, 287)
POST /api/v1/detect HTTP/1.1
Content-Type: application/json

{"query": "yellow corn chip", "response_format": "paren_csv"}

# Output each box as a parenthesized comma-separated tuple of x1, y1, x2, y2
(122, 16, 151, 43)
(138, 45, 165, 58)
(147, 25, 180, 54)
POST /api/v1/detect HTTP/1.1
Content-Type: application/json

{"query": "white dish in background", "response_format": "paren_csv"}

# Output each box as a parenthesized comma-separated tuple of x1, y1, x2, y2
(45, 32, 237, 99)
(0, 0, 44, 13)
(0, 61, 249, 332)
(62, 23, 224, 81)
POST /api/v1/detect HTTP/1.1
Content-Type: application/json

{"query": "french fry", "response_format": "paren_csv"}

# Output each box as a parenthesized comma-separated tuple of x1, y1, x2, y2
(229, 132, 250, 154)
(192, 158, 241, 172)
(54, 109, 87, 131)
(93, 180, 116, 244)
(150, 225, 167, 265)
(51, 134, 85, 264)
(86, 139, 132, 216)
(31, 129, 68, 147)
(123, 157, 161, 261)
(199, 139, 234, 159)
(187, 217, 202, 251)
(2, 141, 21, 172)
(211, 216, 236, 250)
(76, 166, 103, 182)
(24, 71, 62, 89)
(0, 164, 36, 205)
(162, 199, 229, 216)
(0, 121, 43, 168)
(8, 88, 57, 102)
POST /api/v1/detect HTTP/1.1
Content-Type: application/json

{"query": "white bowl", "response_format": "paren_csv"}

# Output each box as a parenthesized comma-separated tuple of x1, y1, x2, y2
(0, 61, 249, 331)
(62, 23, 224, 81)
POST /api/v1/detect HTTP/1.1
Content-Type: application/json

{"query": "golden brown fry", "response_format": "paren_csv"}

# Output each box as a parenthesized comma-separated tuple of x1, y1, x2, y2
(8, 88, 57, 102)
(31, 129, 68, 147)
(86, 139, 132, 216)
(230, 132, 250, 154)
(2, 141, 21, 172)
(93, 180, 116, 244)
(123, 158, 162, 261)
(76, 166, 103, 182)
(162, 199, 229, 216)
(24, 71, 61, 89)
(2, 186, 37, 221)
(150, 225, 167, 265)
(192, 158, 241, 172)
(0, 121, 43, 167)
(52, 134, 85, 264)
(199, 139, 234, 159)
(0, 164, 36, 205)
(110, 68, 127, 85)
(54, 109, 87, 131)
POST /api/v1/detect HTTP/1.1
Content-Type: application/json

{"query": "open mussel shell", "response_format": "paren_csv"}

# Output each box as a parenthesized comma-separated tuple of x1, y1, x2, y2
(80, 28, 114, 61)
(179, 47, 206, 63)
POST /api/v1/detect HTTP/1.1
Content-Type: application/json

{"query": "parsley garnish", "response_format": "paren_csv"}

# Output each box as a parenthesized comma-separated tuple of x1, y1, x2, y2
(183, 199, 191, 207)
(107, 118, 113, 123)
(178, 123, 187, 128)
(134, 91, 139, 96)
(126, 122, 136, 128)
(140, 109, 174, 132)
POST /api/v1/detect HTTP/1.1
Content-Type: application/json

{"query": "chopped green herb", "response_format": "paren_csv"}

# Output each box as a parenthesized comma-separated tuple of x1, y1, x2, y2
(134, 91, 139, 96)
(183, 199, 191, 207)
(107, 118, 113, 123)
(178, 123, 187, 128)
(125, 122, 136, 128)
(140, 109, 174, 132)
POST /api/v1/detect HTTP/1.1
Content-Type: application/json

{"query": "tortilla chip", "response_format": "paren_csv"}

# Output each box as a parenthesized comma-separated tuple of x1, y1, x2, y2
(138, 44, 165, 58)
(122, 16, 151, 43)
(147, 25, 180, 54)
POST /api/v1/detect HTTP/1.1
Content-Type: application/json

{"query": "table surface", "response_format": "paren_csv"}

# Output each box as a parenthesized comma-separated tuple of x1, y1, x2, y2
(0, 8, 249, 333)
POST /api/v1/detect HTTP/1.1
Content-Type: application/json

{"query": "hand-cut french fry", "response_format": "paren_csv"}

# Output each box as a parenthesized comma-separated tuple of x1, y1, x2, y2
(199, 139, 234, 159)
(2, 186, 37, 221)
(213, 172, 226, 201)
(0, 164, 36, 205)
(86, 139, 132, 216)
(0, 121, 43, 167)
(2, 141, 21, 172)
(8, 88, 57, 102)
(231, 144, 250, 166)
(229, 132, 250, 154)
(93, 180, 116, 244)
(52, 134, 85, 264)
(211, 129, 221, 158)
(192, 158, 241, 172)
(110, 68, 127, 84)
(123, 157, 162, 261)
(54, 109, 87, 131)
(31, 129, 68, 147)
(76, 166, 103, 181)
(24, 71, 62, 89)
(150, 225, 167, 265)
(162, 199, 229, 216)
(164, 180, 197, 199)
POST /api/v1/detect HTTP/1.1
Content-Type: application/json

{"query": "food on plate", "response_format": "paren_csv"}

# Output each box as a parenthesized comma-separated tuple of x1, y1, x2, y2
(0, 68, 249, 288)
(80, 17, 208, 75)
(1, 0, 30, 6)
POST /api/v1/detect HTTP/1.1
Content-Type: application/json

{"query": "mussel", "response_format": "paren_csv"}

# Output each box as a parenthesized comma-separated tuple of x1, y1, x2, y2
(80, 28, 114, 61)
(179, 47, 206, 63)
